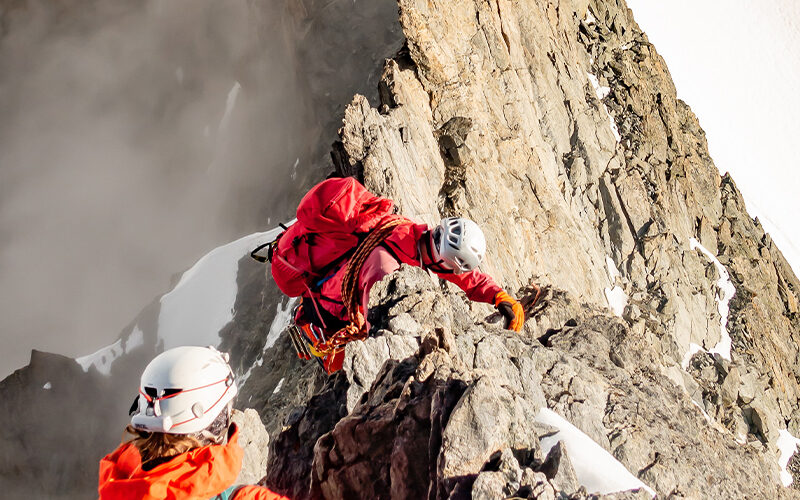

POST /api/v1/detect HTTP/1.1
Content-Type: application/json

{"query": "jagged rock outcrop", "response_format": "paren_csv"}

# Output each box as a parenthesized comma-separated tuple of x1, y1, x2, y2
(232, 408, 271, 485)
(270, 266, 789, 498)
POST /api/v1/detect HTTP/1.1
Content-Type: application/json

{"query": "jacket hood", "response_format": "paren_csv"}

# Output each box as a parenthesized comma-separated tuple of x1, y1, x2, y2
(98, 424, 243, 500)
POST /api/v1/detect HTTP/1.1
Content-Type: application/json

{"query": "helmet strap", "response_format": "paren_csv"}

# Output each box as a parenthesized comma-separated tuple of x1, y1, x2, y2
(419, 231, 455, 274)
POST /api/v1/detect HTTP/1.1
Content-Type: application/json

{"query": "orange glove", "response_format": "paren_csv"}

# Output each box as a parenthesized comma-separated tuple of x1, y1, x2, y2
(494, 290, 524, 332)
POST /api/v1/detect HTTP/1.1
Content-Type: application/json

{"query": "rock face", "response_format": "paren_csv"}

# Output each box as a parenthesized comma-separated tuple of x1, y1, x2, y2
(264, 0, 800, 497)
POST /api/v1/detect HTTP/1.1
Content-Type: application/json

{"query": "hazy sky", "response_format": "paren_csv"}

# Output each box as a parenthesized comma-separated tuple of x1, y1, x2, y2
(627, 0, 800, 275)
(0, 0, 400, 378)
(0, 0, 306, 377)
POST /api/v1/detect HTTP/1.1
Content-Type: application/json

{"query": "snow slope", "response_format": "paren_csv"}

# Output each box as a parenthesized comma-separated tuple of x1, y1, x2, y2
(157, 228, 285, 350)
(74, 223, 292, 376)
(75, 325, 144, 375)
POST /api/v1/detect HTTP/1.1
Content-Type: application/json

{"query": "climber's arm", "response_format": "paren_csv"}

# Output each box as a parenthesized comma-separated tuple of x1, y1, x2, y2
(437, 270, 524, 332)
(437, 269, 501, 304)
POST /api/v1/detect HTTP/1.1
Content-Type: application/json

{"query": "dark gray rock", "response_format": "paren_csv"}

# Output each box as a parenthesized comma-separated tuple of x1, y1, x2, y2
(538, 442, 579, 496)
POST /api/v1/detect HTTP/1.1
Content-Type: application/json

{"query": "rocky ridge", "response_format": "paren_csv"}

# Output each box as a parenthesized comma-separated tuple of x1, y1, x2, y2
(257, 0, 800, 498)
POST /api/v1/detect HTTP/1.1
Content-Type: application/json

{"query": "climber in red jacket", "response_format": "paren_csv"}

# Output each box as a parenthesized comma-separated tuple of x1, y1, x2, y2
(98, 346, 290, 500)
(268, 177, 524, 372)
(329, 213, 523, 331)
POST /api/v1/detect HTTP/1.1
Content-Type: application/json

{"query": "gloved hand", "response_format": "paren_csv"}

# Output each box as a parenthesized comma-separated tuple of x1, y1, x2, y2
(494, 290, 524, 332)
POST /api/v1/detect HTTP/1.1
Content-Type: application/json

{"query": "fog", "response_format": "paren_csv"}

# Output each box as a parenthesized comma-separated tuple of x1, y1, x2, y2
(0, 0, 402, 378)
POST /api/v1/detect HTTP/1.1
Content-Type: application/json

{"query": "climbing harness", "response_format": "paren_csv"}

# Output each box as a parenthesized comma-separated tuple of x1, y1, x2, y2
(310, 218, 404, 358)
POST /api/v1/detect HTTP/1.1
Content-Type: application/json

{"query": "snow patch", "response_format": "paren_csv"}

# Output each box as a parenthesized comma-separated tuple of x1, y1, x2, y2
(603, 256, 627, 317)
(587, 72, 611, 100)
(681, 342, 705, 370)
(238, 297, 296, 387)
(75, 339, 124, 376)
(158, 228, 285, 350)
(273, 378, 285, 395)
(778, 429, 800, 486)
(536, 408, 655, 496)
(605, 256, 621, 281)
(43, 382, 51, 390)
(266, 298, 296, 350)
(124, 326, 144, 353)
(604, 287, 627, 317)
(689, 238, 735, 361)
(291, 158, 300, 180)
(584, 10, 597, 24)
(586, 72, 620, 142)
(74, 325, 144, 376)
(606, 112, 621, 142)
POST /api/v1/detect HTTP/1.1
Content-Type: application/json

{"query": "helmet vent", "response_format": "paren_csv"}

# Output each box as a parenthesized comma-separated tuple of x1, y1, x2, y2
(433, 227, 442, 248)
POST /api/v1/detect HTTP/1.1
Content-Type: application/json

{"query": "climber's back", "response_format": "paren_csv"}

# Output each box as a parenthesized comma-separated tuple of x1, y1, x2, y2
(98, 346, 289, 500)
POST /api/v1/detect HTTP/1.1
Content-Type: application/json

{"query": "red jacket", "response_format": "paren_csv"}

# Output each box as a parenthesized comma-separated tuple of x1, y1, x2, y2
(317, 217, 502, 321)
(98, 425, 289, 500)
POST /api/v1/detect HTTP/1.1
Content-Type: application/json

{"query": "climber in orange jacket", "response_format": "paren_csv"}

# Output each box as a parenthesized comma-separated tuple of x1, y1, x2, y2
(268, 177, 525, 372)
(98, 346, 290, 500)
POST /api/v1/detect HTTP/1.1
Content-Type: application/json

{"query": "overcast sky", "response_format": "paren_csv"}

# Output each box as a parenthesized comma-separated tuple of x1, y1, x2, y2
(627, 0, 800, 275)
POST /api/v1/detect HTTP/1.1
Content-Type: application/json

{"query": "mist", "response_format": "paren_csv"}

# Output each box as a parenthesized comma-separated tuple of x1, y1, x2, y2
(0, 0, 402, 378)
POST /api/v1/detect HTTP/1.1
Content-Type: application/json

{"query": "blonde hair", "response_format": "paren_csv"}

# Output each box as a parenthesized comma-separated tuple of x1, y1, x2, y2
(124, 425, 205, 464)
(124, 403, 233, 464)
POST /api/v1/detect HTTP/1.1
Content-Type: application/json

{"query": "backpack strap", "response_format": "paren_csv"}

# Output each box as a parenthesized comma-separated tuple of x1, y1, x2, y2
(311, 218, 405, 363)
(213, 485, 244, 500)
(250, 241, 272, 263)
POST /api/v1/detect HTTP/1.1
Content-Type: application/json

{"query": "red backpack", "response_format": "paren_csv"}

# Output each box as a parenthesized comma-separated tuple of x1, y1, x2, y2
(267, 177, 396, 297)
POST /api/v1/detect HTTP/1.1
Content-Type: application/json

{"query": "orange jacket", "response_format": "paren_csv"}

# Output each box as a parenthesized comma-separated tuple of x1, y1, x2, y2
(98, 424, 289, 500)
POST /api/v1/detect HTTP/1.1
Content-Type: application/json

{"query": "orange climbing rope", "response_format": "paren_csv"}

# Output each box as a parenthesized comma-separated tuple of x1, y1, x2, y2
(311, 218, 405, 357)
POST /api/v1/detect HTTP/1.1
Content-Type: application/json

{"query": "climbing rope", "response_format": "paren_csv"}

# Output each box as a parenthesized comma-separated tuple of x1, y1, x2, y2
(312, 218, 404, 357)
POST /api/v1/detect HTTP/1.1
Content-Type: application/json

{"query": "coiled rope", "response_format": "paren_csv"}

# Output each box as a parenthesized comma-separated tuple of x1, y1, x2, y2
(312, 218, 404, 356)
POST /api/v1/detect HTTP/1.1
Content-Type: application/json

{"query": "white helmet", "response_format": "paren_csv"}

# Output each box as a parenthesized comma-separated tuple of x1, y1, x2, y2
(430, 217, 486, 274)
(130, 346, 237, 434)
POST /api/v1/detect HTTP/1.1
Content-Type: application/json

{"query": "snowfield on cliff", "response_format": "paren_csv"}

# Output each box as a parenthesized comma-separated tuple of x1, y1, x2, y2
(158, 229, 283, 349)
(537, 408, 655, 496)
